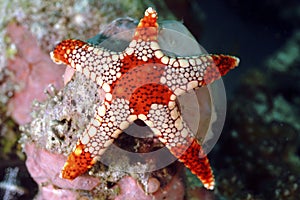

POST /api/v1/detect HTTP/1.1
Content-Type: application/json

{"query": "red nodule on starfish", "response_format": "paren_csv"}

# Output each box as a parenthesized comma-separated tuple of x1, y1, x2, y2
(50, 7, 239, 190)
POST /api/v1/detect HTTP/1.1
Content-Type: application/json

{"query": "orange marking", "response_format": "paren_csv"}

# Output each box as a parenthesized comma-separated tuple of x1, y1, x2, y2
(130, 83, 173, 115)
(61, 142, 96, 179)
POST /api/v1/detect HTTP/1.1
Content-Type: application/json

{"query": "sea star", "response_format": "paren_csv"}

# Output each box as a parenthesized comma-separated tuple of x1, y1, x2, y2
(50, 7, 239, 190)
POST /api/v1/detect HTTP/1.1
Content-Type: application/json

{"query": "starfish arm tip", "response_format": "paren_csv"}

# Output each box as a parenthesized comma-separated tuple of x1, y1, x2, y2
(211, 54, 240, 74)
(203, 180, 215, 190)
(60, 142, 95, 180)
(50, 51, 63, 64)
(51, 39, 87, 66)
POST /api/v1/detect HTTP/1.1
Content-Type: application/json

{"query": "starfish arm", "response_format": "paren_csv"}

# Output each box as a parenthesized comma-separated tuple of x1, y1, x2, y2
(61, 98, 132, 179)
(175, 138, 215, 190)
(158, 54, 239, 96)
(146, 102, 215, 190)
(134, 7, 158, 41)
(50, 39, 124, 87)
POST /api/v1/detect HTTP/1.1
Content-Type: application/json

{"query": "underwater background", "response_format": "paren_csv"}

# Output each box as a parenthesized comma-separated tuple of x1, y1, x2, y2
(0, 0, 299, 199)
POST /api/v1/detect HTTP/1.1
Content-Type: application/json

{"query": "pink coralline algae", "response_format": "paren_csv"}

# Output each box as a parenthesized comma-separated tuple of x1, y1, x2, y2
(115, 175, 184, 200)
(6, 23, 65, 125)
(24, 143, 100, 199)
(24, 143, 100, 190)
